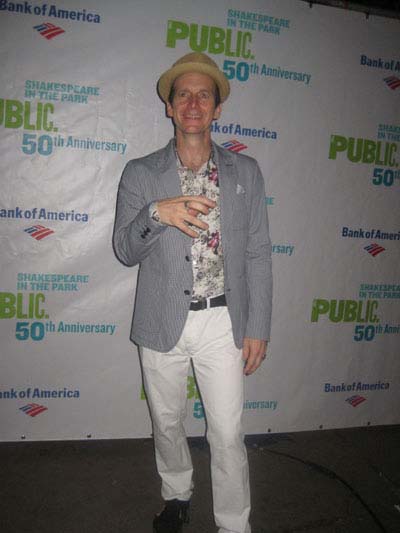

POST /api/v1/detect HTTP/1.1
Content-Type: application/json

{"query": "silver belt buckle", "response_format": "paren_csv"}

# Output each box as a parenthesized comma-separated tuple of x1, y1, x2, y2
(199, 298, 209, 310)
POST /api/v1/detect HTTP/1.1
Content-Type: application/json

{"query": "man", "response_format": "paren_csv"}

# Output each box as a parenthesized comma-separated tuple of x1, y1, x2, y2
(113, 52, 272, 533)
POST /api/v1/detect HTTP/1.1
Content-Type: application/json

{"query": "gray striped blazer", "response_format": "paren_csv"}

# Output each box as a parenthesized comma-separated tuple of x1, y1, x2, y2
(113, 139, 272, 352)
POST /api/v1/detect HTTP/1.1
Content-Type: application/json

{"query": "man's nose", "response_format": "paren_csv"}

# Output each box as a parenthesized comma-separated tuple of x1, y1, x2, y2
(187, 95, 200, 107)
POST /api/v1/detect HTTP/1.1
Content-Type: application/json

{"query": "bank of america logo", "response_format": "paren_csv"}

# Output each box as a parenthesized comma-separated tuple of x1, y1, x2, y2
(346, 395, 366, 407)
(24, 225, 55, 240)
(33, 22, 65, 40)
(20, 403, 48, 417)
(364, 243, 385, 257)
(383, 76, 400, 90)
(221, 140, 248, 153)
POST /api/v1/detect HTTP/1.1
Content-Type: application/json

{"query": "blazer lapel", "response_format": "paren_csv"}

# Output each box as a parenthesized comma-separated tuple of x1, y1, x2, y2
(213, 142, 236, 234)
(156, 139, 182, 198)
(155, 139, 192, 248)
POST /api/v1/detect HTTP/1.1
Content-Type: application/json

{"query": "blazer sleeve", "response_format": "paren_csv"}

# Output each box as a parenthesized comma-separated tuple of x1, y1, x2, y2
(112, 160, 168, 267)
(244, 161, 273, 341)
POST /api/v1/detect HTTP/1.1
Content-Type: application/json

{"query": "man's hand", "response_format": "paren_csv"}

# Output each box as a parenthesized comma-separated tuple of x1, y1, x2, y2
(156, 195, 216, 238)
(242, 337, 267, 375)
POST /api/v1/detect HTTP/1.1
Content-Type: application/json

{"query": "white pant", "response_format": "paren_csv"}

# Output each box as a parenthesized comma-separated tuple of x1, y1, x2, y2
(140, 306, 251, 533)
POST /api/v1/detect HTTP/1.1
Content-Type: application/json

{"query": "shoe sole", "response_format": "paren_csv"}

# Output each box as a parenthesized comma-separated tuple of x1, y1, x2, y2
(153, 526, 183, 533)
(153, 529, 182, 533)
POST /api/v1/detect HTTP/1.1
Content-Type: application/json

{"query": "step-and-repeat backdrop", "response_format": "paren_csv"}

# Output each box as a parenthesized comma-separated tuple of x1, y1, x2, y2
(1, 0, 399, 441)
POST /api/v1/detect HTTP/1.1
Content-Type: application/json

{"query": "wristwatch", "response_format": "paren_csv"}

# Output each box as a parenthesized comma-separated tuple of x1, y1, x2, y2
(149, 201, 162, 224)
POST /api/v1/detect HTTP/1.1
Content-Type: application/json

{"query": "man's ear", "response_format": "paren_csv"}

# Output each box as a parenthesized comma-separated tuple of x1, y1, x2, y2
(213, 104, 222, 120)
(166, 102, 173, 118)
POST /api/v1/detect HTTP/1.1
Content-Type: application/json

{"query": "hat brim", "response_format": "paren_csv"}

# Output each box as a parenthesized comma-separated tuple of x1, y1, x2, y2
(158, 61, 230, 104)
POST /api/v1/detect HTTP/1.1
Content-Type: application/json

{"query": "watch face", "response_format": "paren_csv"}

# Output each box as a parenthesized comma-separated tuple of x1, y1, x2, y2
(150, 205, 161, 223)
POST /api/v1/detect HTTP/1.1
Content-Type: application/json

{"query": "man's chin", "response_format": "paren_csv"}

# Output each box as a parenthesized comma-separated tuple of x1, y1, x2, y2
(177, 127, 209, 136)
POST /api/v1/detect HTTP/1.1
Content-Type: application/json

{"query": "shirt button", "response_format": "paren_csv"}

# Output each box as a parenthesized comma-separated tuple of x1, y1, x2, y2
(184, 290, 190, 296)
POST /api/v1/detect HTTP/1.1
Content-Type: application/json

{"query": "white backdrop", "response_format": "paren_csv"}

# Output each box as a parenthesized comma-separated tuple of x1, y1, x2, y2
(0, 0, 399, 441)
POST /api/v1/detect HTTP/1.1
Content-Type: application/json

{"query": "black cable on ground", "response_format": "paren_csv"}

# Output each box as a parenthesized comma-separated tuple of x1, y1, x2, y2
(265, 448, 387, 533)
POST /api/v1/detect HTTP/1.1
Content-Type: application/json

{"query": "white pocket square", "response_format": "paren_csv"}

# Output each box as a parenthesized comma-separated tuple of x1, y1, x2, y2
(236, 184, 245, 194)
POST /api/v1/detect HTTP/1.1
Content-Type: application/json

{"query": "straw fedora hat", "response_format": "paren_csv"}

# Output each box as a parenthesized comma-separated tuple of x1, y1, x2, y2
(158, 52, 230, 104)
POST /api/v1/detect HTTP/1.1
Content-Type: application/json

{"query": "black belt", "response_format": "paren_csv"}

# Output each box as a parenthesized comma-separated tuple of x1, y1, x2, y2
(189, 294, 227, 311)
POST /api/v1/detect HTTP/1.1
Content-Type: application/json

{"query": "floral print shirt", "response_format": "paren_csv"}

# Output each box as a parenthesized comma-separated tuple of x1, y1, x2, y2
(177, 152, 225, 301)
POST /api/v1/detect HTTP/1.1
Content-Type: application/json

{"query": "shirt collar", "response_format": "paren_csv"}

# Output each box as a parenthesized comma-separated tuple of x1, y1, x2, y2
(174, 140, 215, 174)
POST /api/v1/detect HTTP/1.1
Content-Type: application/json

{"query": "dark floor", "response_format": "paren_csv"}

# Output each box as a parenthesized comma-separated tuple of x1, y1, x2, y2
(1, 425, 400, 533)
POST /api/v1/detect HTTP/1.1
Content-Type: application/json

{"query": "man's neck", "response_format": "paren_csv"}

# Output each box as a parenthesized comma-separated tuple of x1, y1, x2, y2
(175, 133, 212, 172)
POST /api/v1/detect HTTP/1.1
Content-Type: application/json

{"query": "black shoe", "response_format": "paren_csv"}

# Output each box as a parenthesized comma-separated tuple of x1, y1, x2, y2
(153, 499, 190, 533)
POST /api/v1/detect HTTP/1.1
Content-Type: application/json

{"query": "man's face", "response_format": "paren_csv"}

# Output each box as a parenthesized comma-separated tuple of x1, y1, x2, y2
(166, 72, 221, 136)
